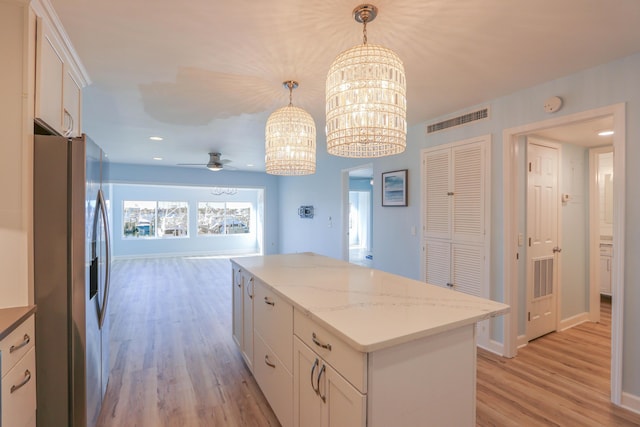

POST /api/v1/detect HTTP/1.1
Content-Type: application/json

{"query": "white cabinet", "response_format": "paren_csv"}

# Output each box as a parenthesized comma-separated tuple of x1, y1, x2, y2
(230, 262, 255, 371)
(600, 244, 613, 295)
(422, 136, 490, 299)
(253, 279, 294, 427)
(241, 270, 254, 370)
(35, 14, 83, 137)
(293, 337, 365, 427)
(1, 315, 37, 427)
(232, 264, 243, 347)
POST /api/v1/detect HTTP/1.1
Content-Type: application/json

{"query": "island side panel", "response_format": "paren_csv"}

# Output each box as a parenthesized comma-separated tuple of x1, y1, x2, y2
(367, 323, 476, 427)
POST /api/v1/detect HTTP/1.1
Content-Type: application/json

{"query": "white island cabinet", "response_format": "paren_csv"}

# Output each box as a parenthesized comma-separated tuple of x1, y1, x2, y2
(231, 253, 509, 427)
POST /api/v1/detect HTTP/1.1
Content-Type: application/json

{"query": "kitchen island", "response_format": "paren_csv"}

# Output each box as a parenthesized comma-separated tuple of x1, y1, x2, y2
(231, 253, 508, 427)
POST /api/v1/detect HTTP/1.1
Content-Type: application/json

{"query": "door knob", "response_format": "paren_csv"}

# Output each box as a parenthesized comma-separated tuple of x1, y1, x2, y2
(553, 246, 562, 253)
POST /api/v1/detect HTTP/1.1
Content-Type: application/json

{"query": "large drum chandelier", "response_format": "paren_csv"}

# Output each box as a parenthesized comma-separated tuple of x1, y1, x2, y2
(326, 4, 407, 158)
(265, 81, 316, 175)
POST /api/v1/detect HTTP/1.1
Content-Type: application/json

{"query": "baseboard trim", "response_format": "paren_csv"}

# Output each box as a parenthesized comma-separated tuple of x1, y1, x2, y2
(478, 339, 505, 356)
(517, 334, 528, 349)
(621, 392, 640, 415)
(559, 312, 590, 331)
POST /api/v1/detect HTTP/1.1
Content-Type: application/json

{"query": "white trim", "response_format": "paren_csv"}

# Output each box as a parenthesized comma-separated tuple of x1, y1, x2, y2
(502, 103, 625, 403)
(342, 164, 374, 263)
(588, 146, 613, 322)
(621, 392, 640, 415)
(559, 312, 589, 331)
(517, 334, 528, 349)
(478, 339, 504, 356)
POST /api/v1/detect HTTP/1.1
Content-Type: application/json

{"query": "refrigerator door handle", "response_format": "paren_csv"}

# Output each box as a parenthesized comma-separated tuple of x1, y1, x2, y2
(94, 188, 111, 329)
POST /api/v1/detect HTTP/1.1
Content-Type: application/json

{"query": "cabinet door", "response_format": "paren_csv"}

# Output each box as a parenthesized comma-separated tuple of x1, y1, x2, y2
(232, 265, 243, 348)
(293, 337, 323, 427)
(254, 334, 293, 427)
(423, 149, 451, 239)
(242, 272, 254, 370)
(423, 240, 451, 288)
(451, 243, 484, 297)
(63, 69, 82, 136)
(324, 364, 366, 427)
(35, 17, 64, 134)
(452, 143, 485, 243)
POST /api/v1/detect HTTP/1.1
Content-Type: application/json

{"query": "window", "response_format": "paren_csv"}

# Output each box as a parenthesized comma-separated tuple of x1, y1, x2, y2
(123, 201, 188, 238)
(198, 201, 251, 235)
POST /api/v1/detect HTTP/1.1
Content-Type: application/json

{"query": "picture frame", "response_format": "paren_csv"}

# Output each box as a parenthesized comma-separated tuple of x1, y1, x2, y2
(382, 169, 408, 207)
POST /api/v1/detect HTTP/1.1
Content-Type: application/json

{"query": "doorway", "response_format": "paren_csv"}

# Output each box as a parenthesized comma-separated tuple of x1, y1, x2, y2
(503, 103, 625, 403)
(342, 164, 373, 266)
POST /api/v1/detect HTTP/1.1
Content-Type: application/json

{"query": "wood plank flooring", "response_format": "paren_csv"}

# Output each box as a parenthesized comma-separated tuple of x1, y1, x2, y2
(97, 257, 640, 426)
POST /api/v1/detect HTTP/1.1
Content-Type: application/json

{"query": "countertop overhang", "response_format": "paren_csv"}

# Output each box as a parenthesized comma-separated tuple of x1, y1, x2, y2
(231, 253, 509, 353)
(0, 305, 37, 341)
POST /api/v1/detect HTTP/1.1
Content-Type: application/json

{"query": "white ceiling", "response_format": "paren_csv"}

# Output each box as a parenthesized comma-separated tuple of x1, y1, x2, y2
(49, 0, 640, 171)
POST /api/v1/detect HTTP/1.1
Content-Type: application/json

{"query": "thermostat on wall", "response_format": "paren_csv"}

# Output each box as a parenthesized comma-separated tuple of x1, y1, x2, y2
(298, 205, 314, 218)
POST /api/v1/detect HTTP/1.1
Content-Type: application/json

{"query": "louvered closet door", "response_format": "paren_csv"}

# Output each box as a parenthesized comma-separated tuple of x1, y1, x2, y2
(452, 143, 485, 243)
(424, 240, 451, 288)
(451, 243, 484, 297)
(423, 150, 451, 240)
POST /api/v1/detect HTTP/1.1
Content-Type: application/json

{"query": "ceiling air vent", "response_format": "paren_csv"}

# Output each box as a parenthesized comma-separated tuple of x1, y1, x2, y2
(426, 107, 489, 134)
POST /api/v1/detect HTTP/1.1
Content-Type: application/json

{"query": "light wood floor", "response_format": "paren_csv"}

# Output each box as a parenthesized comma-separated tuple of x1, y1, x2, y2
(97, 257, 640, 427)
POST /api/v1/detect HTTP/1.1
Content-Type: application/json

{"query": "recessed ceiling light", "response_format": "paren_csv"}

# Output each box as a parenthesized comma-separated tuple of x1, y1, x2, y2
(153, 157, 163, 161)
(598, 130, 614, 136)
(246, 164, 254, 167)
(149, 136, 163, 141)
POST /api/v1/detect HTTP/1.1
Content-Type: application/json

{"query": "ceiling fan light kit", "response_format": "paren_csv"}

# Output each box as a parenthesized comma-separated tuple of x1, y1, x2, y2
(265, 80, 317, 175)
(325, 4, 407, 158)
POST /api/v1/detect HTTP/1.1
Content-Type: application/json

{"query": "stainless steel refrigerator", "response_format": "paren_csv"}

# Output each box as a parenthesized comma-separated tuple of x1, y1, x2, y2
(33, 134, 111, 427)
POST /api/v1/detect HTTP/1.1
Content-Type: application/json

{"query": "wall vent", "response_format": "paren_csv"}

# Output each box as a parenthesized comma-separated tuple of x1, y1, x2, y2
(426, 107, 490, 134)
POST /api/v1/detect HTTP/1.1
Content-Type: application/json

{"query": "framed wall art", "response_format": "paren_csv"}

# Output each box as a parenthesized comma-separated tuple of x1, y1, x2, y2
(382, 169, 407, 207)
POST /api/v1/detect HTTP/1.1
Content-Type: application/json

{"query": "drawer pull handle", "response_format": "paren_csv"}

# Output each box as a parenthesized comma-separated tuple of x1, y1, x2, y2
(264, 355, 276, 368)
(311, 358, 319, 394)
(247, 278, 254, 299)
(10, 369, 32, 394)
(312, 332, 332, 351)
(264, 297, 275, 306)
(9, 334, 31, 353)
(317, 364, 327, 403)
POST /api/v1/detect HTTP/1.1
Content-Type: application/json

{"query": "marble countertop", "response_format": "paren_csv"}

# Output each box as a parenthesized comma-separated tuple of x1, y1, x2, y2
(0, 305, 36, 341)
(231, 253, 509, 353)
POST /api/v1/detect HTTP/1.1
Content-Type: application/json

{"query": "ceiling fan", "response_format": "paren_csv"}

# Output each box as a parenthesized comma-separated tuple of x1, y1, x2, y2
(177, 152, 233, 171)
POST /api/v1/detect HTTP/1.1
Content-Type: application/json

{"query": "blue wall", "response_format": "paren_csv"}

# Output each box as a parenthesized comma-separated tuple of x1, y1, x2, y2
(277, 52, 640, 398)
(108, 163, 280, 256)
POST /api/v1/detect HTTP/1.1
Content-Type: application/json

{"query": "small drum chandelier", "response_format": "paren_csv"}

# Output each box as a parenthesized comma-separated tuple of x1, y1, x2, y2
(265, 81, 316, 175)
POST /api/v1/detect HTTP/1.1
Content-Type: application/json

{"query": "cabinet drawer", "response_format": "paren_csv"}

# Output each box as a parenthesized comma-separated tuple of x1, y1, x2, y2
(0, 315, 35, 377)
(2, 346, 37, 427)
(254, 333, 293, 427)
(254, 280, 293, 372)
(294, 309, 366, 393)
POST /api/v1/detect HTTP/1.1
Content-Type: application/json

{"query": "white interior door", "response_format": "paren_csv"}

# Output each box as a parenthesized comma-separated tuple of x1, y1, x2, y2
(526, 141, 560, 341)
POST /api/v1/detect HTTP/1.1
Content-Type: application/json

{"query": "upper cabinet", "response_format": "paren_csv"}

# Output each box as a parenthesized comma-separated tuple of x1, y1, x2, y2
(33, 0, 88, 137)
(0, 0, 89, 308)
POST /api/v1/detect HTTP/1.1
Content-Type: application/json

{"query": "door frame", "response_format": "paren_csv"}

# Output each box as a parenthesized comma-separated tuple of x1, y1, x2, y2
(525, 138, 562, 341)
(502, 103, 625, 404)
(588, 146, 614, 323)
(341, 164, 374, 262)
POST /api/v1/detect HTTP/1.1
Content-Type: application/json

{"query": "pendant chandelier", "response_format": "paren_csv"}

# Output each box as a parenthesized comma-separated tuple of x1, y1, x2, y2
(265, 81, 316, 175)
(326, 4, 406, 158)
